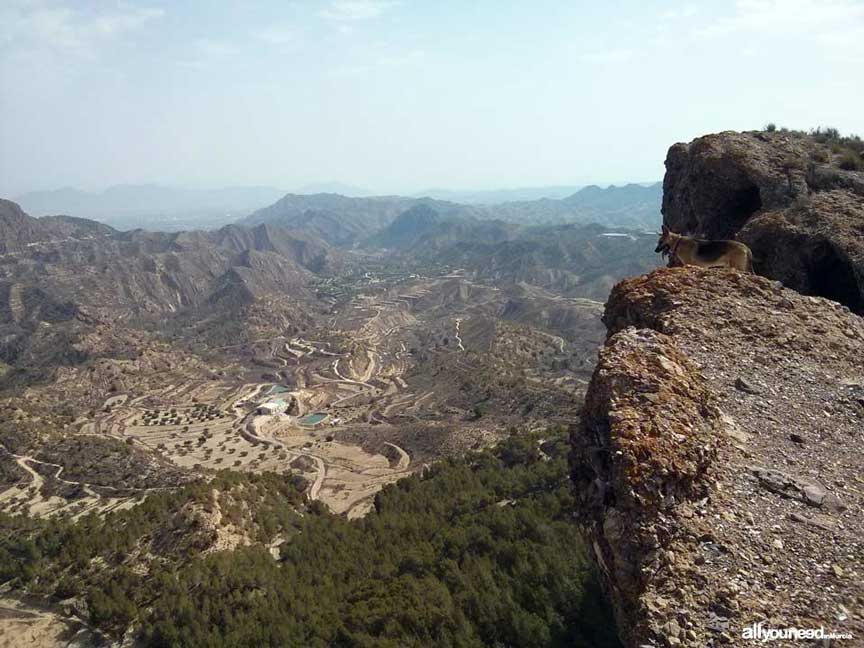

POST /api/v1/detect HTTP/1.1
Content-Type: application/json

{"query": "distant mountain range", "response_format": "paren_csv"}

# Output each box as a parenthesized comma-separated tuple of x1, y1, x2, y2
(242, 193, 491, 246)
(6, 181, 662, 304)
(414, 185, 588, 203)
(0, 193, 661, 385)
(16, 182, 661, 235)
(294, 182, 373, 196)
(241, 182, 662, 246)
(486, 183, 662, 228)
(1, 181, 663, 312)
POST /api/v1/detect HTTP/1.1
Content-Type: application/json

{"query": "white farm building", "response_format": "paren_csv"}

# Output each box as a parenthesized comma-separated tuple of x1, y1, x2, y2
(256, 399, 288, 416)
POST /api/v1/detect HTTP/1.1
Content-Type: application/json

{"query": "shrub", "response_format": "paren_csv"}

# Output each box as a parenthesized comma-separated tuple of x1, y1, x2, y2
(810, 148, 829, 163)
(811, 126, 841, 143)
(838, 151, 863, 171)
(781, 154, 804, 170)
(764, 122, 777, 132)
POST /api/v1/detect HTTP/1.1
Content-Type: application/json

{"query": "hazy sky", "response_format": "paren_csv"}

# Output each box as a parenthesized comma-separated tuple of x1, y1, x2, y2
(2, 0, 862, 196)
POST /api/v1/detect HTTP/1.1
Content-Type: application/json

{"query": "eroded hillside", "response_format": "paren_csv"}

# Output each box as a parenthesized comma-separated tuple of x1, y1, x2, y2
(0, 193, 636, 644)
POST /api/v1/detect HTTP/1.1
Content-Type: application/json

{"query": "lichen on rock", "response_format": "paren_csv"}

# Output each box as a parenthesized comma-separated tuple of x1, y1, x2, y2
(572, 324, 724, 645)
(572, 266, 864, 647)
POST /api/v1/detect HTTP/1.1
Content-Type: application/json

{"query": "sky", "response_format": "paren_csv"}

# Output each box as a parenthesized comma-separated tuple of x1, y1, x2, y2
(1, 0, 863, 196)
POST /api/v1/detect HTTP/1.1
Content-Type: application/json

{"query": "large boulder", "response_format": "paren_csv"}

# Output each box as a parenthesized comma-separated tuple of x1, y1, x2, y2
(739, 191, 864, 313)
(661, 130, 864, 313)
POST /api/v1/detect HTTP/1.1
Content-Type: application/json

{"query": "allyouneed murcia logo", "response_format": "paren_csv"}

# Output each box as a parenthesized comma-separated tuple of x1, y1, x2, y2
(741, 622, 854, 643)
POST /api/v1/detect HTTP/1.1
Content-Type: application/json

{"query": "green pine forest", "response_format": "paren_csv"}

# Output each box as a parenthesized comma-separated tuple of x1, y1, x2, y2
(0, 430, 620, 647)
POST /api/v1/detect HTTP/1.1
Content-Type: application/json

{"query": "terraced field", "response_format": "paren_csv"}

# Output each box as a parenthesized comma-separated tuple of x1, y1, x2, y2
(0, 270, 603, 522)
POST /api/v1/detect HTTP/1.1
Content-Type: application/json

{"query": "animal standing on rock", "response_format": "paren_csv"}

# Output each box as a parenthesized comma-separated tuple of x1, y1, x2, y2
(655, 224, 754, 272)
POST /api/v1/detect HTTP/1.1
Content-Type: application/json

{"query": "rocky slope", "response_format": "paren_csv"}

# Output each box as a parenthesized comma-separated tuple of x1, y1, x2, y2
(367, 214, 659, 301)
(572, 266, 864, 646)
(0, 200, 329, 385)
(424, 224, 659, 301)
(0, 200, 50, 254)
(363, 203, 492, 249)
(0, 202, 328, 317)
(662, 130, 864, 314)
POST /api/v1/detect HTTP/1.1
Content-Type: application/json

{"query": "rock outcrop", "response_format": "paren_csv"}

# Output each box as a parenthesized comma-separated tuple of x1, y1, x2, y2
(662, 131, 864, 314)
(572, 267, 864, 647)
(0, 199, 50, 254)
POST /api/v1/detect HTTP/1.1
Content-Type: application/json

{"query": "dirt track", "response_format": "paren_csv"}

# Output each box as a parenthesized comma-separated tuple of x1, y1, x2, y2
(0, 596, 89, 648)
(0, 443, 140, 519)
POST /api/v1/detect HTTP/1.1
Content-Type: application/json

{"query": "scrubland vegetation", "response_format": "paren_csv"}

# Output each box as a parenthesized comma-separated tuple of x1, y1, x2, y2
(0, 430, 619, 647)
(763, 124, 864, 170)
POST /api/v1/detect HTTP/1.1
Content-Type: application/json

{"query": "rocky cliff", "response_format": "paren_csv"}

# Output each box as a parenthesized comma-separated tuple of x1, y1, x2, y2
(573, 268, 863, 646)
(573, 130, 864, 647)
(662, 130, 864, 314)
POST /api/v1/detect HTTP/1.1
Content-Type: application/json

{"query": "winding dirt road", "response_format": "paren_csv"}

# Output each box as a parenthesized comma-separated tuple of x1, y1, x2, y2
(383, 442, 410, 470)
(454, 318, 466, 351)
(245, 416, 327, 501)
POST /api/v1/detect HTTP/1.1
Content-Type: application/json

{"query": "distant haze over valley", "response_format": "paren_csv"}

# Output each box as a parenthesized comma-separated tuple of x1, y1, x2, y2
(14, 185, 288, 232)
(414, 186, 587, 203)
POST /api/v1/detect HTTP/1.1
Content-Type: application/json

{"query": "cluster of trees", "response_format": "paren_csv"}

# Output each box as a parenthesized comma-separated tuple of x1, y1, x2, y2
(0, 431, 619, 647)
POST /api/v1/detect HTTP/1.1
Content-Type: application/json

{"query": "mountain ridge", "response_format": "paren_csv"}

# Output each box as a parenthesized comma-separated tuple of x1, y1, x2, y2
(242, 182, 662, 248)
(0, 199, 331, 384)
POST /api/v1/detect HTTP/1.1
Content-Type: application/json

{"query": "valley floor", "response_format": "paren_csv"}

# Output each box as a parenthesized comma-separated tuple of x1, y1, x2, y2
(0, 270, 602, 523)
